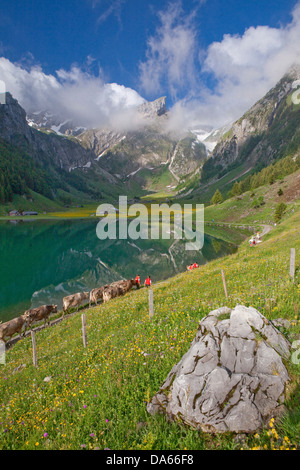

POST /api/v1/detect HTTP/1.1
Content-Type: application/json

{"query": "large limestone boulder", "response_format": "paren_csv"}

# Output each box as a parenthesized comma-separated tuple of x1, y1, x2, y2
(147, 305, 291, 434)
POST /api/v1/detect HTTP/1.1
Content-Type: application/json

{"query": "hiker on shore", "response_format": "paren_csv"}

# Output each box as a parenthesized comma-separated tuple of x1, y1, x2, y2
(135, 275, 141, 289)
(193, 262, 199, 269)
(144, 276, 151, 288)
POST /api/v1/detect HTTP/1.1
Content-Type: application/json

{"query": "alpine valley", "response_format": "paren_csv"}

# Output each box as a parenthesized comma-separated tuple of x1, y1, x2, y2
(0, 65, 300, 213)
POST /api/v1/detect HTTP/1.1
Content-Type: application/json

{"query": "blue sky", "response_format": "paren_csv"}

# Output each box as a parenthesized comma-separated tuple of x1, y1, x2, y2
(0, 0, 300, 130)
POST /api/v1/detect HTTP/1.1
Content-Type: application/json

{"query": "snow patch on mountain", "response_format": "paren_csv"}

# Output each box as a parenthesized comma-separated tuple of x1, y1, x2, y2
(190, 123, 233, 154)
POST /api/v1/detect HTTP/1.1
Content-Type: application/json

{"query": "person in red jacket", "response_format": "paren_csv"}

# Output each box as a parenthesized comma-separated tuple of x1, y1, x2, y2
(193, 262, 199, 269)
(135, 275, 141, 289)
(144, 276, 151, 288)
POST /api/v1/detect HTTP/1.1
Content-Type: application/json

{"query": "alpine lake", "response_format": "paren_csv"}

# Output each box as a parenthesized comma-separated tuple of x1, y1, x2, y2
(0, 216, 252, 322)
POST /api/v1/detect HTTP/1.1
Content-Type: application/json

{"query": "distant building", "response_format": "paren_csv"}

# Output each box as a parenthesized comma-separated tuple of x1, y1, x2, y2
(9, 210, 20, 216)
(22, 211, 38, 216)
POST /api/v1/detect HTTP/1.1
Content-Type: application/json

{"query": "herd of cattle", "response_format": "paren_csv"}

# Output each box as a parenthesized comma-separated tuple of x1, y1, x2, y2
(0, 279, 138, 344)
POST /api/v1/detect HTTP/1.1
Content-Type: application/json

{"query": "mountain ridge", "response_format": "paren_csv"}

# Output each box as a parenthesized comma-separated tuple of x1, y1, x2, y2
(24, 94, 208, 193)
(195, 66, 300, 199)
(0, 92, 130, 205)
(1, 66, 300, 209)
(0, 93, 207, 207)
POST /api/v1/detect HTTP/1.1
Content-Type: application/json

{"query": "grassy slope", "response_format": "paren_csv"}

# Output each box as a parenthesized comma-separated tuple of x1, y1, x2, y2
(204, 169, 300, 226)
(137, 165, 177, 193)
(0, 191, 65, 216)
(178, 160, 253, 204)
(0, 191, 299, 450)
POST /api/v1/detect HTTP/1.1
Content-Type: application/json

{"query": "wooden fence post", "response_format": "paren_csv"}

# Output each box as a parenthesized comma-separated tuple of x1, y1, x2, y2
(290, 248, 295, 282)
(221, 269, 228, 299)
(82, 314, 87, 348)
(31, 331, 38, 368)
(0, 340, 6, 365)
(149, 289, 154, 320)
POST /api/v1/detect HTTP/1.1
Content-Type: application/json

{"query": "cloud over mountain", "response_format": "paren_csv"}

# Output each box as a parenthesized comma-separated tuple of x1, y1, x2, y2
(0, 57, 145, 130)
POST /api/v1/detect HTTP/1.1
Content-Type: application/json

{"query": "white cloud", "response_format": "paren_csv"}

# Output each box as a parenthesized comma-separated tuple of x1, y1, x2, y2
(166, 1, 300, 132)
(0, 57, 145, 130)
(139, 1, 198, 101)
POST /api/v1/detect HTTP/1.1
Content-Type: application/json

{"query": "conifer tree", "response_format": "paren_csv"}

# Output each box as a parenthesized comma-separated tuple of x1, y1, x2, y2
(211, 189, 223, 205)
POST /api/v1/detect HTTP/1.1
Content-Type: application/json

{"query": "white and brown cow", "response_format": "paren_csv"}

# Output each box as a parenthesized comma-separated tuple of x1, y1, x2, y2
(24, 304, 58, 329)
(89, 285, 109, 307)
(0, 315, 28, 343)
(63, 292, 89, 316)
(102, 279, 137, 303)
(102, 285, 117, 303)
(120, 279, 138, 293)
(110, 279, 137, 295)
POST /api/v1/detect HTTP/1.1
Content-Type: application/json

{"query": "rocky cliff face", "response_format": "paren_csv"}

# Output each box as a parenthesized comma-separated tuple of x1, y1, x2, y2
(170, 135, 207, 180)
(0, 92, 32, 142)
(0, 92, 126, 203)
(0, 91, 209, 203)
(77, 128, 127, 161)
(92, 127, 207, 188)
(76, 96, 170, 164)
(137, 96, 167, 119)
(76, 96, 206, 187)
(0, 93, 95, 171)
(0, 92, 207, 201)
(203, 66, 300, 181)
(26, 111, 86, 137)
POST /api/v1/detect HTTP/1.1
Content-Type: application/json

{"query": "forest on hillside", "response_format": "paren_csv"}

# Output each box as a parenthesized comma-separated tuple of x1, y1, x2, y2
(0, 139, 53, 203)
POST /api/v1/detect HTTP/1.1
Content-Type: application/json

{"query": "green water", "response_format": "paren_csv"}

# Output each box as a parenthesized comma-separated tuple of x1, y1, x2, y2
(0, 218, 240, 322)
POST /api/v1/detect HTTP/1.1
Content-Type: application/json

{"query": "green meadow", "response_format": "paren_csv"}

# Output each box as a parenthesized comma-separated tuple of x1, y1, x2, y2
(0, 189, 299, 450)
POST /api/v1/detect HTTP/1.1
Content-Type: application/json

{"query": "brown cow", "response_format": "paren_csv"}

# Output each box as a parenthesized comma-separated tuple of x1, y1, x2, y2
(102, 285, 118, 303)
(111, 279, 137, 294)
(102, 279, 137, 303)
(63, 292, 89, 316)
(122, 279, 138, 292)
(0, 315, 28, 343)
(24, 304, 58, 329)
(112, 279, 137, 289)
(89, 285, 109, 307)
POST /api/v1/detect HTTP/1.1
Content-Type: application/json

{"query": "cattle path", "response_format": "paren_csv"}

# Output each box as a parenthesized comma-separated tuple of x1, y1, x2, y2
(260, 224, 273, 237)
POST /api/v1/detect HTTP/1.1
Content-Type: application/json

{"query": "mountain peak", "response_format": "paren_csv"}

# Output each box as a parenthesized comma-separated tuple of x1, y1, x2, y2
(137, 96, 167, 120)
(287, 63, 300, 80)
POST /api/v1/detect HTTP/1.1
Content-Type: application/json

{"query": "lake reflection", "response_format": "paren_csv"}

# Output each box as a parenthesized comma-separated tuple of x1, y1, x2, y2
(0, 219, 238, 321)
